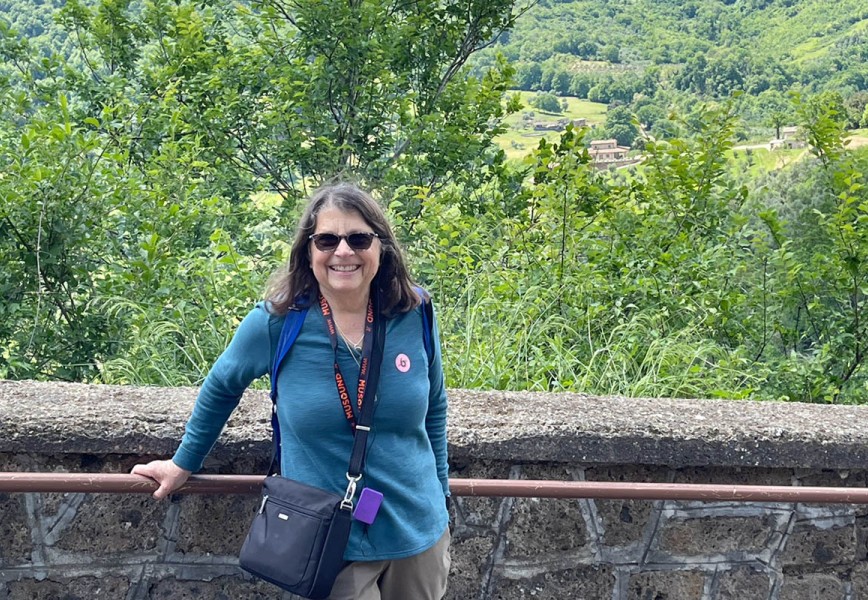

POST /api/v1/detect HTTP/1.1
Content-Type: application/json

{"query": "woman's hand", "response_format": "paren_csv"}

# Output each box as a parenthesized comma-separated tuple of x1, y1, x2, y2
(131, 460, 192, 500)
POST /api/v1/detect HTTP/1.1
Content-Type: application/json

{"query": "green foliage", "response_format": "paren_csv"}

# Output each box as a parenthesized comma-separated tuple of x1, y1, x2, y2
(0, 85, 132, 380)
(529, 91, 563, 113)
(408, 108, 760, 398)
(601, 105, 640, 147)
(4, 0, 868, 407)
(0, 0, 529, 381)
(745, 92, 868, 402)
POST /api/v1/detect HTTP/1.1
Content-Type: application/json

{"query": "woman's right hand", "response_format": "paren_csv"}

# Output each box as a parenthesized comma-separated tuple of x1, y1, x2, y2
(131, 460, 192, 500)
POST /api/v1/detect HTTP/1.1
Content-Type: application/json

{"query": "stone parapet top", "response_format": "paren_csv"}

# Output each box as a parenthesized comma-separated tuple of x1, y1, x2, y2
(2, 380, 868, 469)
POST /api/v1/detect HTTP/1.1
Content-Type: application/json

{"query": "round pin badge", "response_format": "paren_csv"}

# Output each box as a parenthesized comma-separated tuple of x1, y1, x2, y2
(395, 353, 411, 373)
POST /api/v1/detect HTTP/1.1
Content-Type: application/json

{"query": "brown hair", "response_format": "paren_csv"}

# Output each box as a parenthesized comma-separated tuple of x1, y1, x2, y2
(264, 183, 420, 316)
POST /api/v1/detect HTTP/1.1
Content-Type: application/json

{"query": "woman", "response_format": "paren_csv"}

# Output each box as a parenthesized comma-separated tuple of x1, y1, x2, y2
(132, 183, 451, 600)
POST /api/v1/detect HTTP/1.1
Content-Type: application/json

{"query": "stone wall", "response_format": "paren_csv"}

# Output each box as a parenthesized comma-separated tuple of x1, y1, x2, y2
(2, 380, 868, 600)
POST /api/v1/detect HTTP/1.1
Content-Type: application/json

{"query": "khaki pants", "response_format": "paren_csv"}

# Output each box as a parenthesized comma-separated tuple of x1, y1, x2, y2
(326, 529, 451, 600)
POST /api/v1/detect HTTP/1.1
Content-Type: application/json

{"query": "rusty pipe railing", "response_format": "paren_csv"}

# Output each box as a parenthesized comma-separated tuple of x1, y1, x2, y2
(2, 472, 868, 504)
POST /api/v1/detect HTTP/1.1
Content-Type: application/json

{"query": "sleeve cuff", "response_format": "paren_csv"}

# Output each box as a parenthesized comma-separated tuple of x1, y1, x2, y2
(172, 446, 207, 473)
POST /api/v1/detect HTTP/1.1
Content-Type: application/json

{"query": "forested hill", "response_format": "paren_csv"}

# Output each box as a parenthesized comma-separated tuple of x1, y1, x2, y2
(5, 0, 867, 95)
(7, 0, 865, 137)
(0, 0, 72, 57)
(460, 0, 868, 142)
(488, 0, 868, 66)
(471, 0, 868, 101)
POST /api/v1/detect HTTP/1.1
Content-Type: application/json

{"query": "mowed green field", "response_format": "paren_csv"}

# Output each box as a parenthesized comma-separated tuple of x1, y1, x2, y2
(495, 94, 868, 169)
(495, 91, 608, 161)
(728, 146, 807, 178)
(728, 130, 868, 176)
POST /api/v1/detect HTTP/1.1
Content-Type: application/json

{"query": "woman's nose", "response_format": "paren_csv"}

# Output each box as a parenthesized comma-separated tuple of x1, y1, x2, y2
(334, 238, 355, 255)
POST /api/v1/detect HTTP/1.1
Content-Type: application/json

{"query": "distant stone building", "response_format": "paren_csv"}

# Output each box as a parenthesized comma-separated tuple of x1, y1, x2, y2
(533, 120, 566, 131)
(588, 139, 630, 162)
(769, 125, 805, 150)
(532, 117, 588, 132)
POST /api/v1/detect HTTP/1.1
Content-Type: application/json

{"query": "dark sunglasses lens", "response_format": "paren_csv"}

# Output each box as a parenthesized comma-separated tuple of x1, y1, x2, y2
(347, 233, 374, 250)
(313, 234, 341, 250)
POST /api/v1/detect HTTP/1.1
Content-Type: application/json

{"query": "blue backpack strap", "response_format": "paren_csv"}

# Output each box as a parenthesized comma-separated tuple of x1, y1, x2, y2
(271, 306, 308, 398)
(414, 286, 435, 360)
(268, 305, 308, 474)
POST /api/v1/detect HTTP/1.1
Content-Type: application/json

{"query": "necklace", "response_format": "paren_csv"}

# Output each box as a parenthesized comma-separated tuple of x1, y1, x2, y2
(344, 343, 361, 368)
(335, 322, 364, 352)
(337, 328, 362, 368)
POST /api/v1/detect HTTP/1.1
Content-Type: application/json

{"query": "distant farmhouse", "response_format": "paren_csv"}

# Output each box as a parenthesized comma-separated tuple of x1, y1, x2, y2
(769, 126, 805, 150)
(533, 118, 587, 131)
(588, 139, 639, 168)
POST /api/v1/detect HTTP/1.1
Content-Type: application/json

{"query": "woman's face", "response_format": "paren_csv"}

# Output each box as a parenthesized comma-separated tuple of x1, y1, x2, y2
(310, 207, 381, 304)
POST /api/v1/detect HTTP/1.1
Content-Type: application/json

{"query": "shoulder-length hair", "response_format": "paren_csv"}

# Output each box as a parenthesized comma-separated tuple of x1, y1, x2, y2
(264, 183, 420, 317)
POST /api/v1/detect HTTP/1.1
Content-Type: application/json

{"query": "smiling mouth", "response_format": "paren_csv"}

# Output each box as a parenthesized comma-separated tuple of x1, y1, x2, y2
(330, 265, 360, 272)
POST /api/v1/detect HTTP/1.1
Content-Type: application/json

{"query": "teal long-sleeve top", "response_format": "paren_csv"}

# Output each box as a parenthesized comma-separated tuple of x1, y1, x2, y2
(172, 301, 450, 561)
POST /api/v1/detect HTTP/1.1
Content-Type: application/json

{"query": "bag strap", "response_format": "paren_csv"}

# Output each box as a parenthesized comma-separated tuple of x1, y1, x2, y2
(346, 312, 385, 478)
(267, 305, 308, 475)
(414, 285, 435, 361)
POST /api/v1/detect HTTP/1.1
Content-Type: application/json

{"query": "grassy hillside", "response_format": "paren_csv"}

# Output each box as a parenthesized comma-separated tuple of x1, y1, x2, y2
(496, 91, 607, 161)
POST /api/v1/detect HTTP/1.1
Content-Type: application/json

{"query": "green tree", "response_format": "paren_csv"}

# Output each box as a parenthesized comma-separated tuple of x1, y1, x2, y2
(515, 61, 542, 90)
(843, 91, 868, 129)
(602, 105, 639, 147)
(756, 89, 794, 139)
(530, 91, 563, 113)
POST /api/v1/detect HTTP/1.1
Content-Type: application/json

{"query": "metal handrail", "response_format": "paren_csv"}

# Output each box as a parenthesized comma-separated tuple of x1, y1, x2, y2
(2, 472, 868, 503)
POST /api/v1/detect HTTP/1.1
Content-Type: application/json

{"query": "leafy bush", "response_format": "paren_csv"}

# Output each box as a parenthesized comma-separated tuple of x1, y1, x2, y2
(529, 91, 563, 113)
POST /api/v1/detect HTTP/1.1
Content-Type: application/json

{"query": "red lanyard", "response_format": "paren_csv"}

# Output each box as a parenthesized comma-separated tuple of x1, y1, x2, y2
(319, 294, 375, 431)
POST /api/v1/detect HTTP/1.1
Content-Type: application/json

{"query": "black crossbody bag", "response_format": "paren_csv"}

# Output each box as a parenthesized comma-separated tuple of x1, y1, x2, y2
(239, 299, 385, 599)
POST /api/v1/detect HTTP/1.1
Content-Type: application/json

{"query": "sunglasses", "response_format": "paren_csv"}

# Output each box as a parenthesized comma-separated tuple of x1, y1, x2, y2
(309, 232, 380, 252)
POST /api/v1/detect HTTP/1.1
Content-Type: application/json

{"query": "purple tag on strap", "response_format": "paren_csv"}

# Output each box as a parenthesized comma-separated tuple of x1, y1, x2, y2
(353, 488, 383, 524)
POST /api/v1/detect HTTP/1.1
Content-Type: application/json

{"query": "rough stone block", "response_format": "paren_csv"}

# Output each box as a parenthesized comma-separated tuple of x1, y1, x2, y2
(0, 493, 31, 565)
(504, 497, 588, 558)
(585, 465, 670, 483)
(855, 515, 868, 562)
(657, 515, 774, 555)
(627, 570, 706, 600)
(145, 575, 289, 599)
(453, 494, 504, 531)
(780, 521, 856, 566)
(7, 575, 129, 599)
(175, 494, 259, 555)
(851, 563, 868, 597)
(585, 465, 665, 549)
(715, 566, 771, 598)
(502, 459, 593, 561)
(491, 565, 614, 600)
(778, 572, 845, 599)
(53, 493, 168, 553)
(672, 466, 793, 486)
(446, 534, 495, 600)
(595, 499, 655, 548)
(0, 453, 35, 471)
(449, 460, 512, 530)
(796, 469, 865, 489)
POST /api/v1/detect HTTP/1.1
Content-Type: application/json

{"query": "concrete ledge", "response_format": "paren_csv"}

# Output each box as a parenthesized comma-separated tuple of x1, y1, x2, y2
(2, 380, 868, 469)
